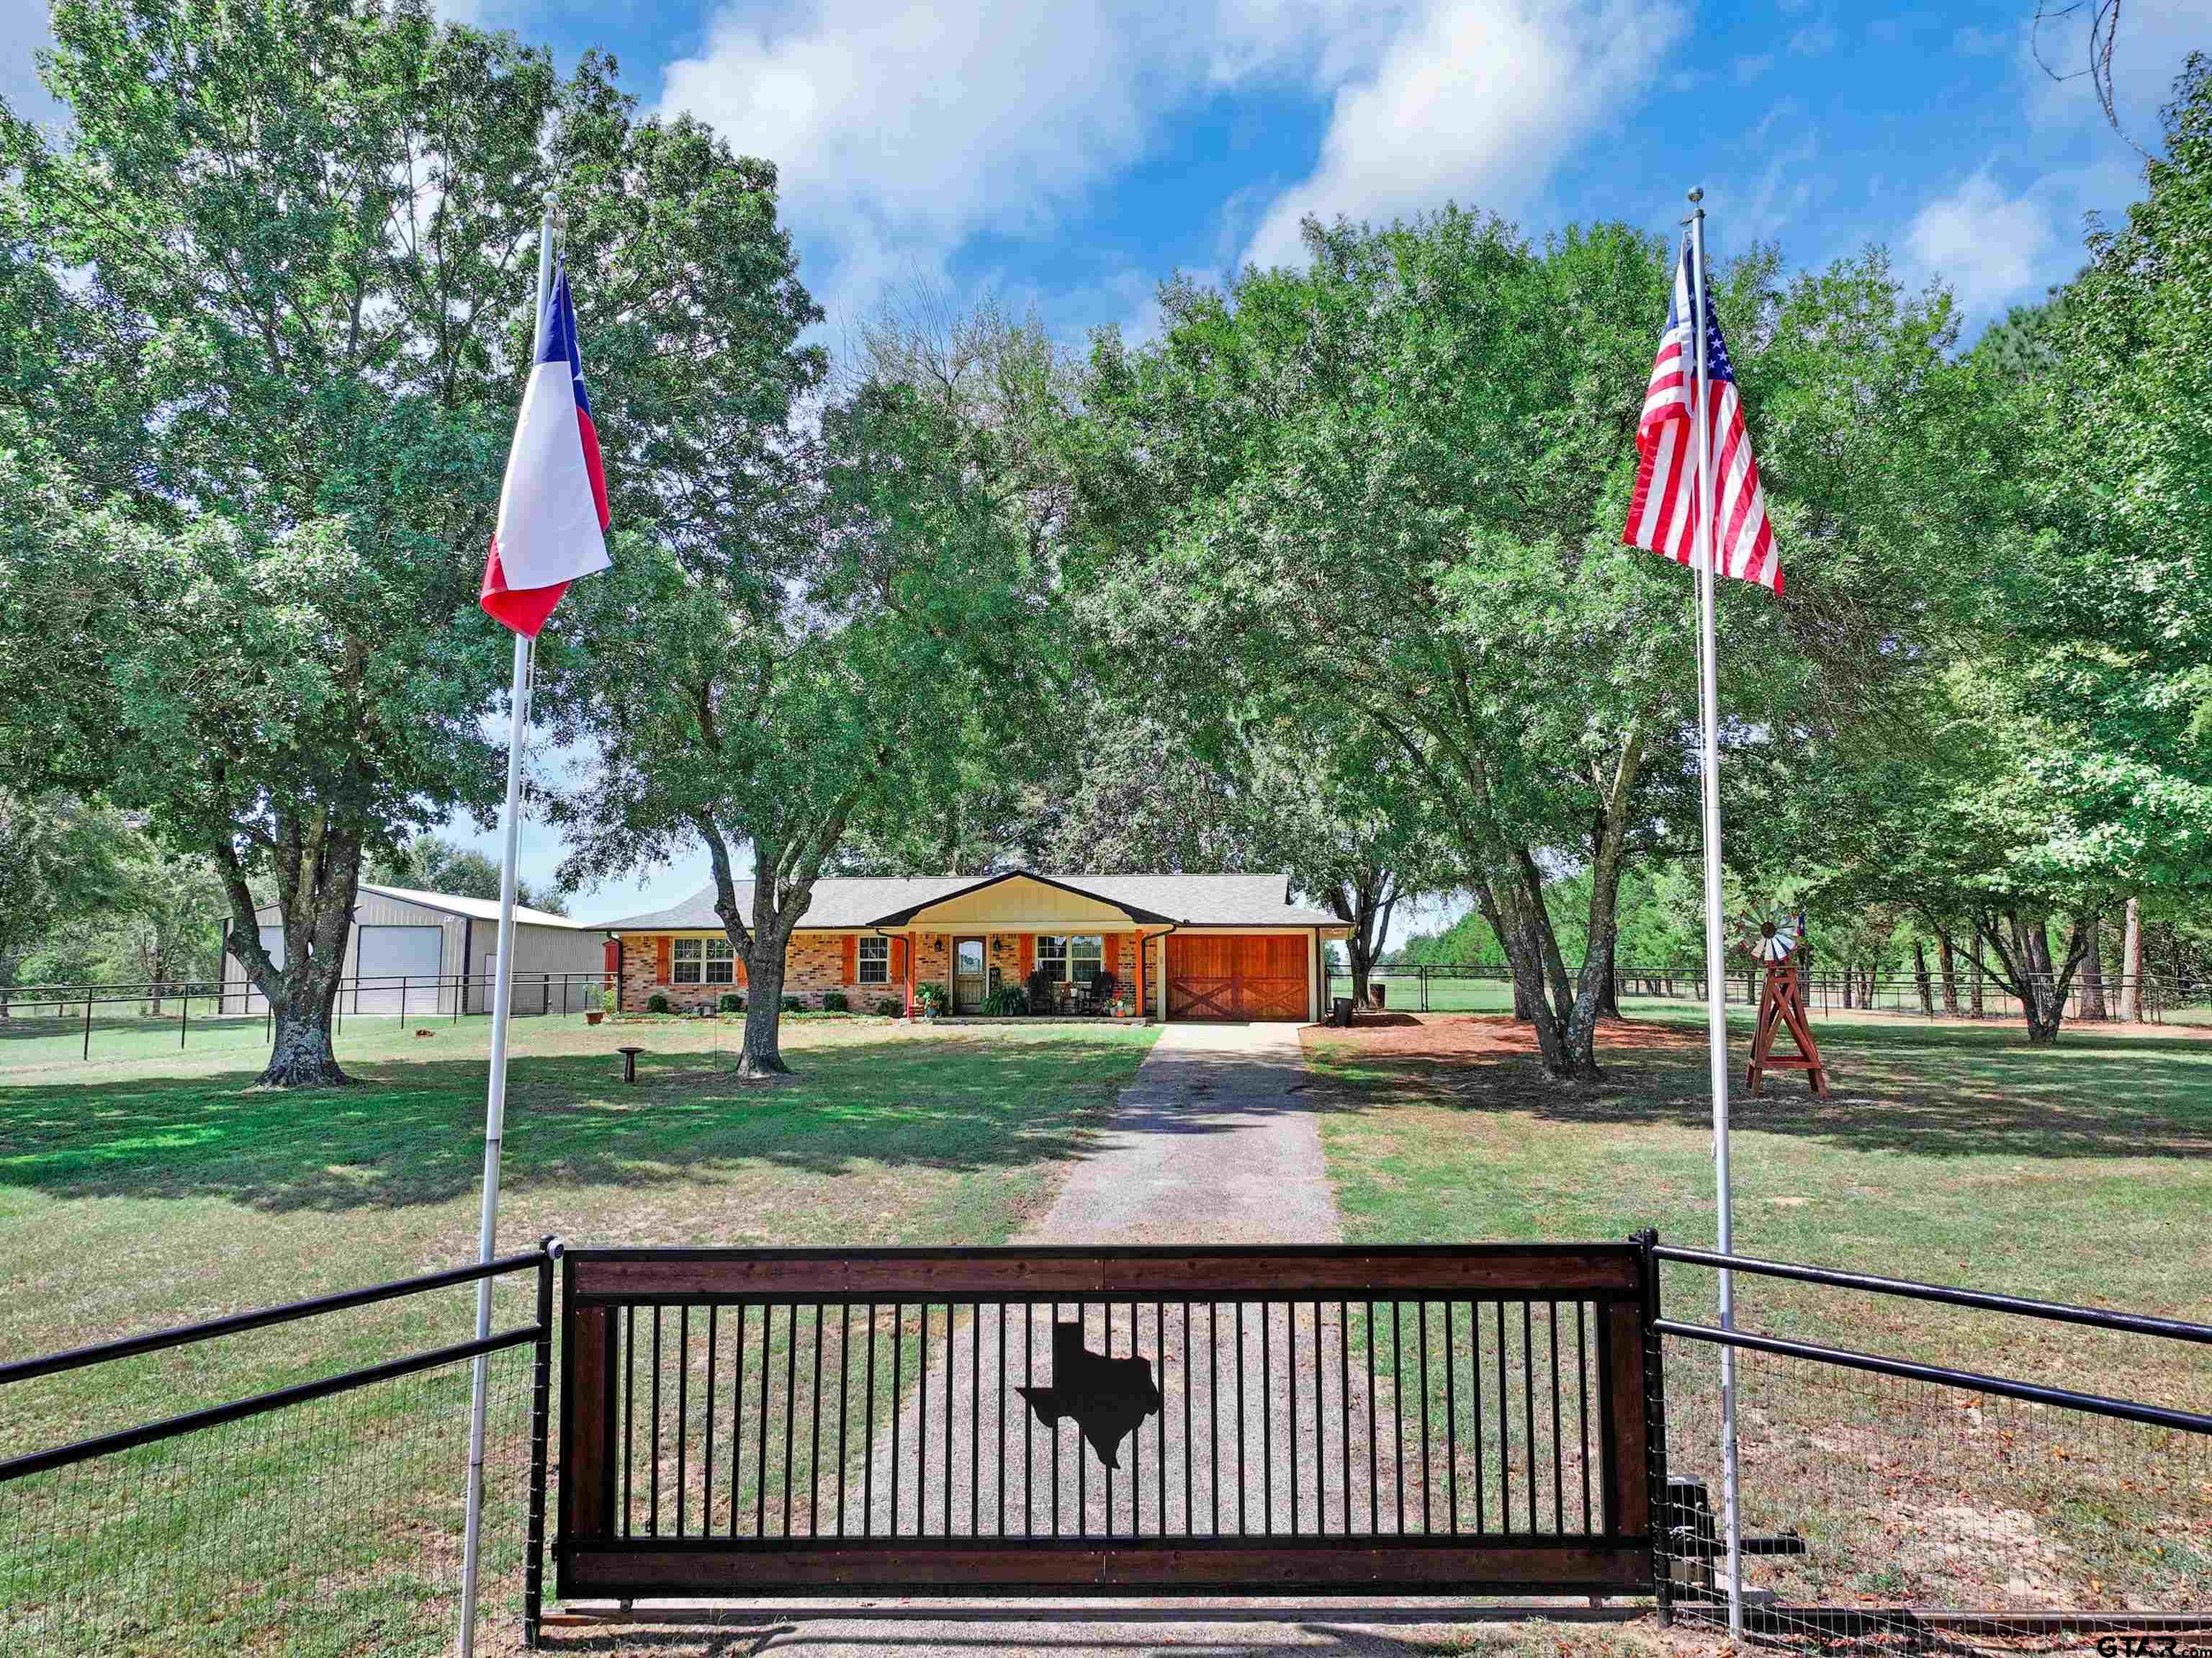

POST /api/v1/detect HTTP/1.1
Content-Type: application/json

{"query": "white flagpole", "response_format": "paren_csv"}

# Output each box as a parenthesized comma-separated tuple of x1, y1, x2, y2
(457, 188, 557, 1658)
(1686, 185, 1746, 1641)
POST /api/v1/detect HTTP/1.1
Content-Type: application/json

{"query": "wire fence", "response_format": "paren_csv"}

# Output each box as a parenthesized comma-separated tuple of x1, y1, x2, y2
(0, 972, 613, 1071)
(1653, 1246, 2212, 1648)
(1334, 963, 2212, 1026)
(0, 1247, 555, 1657)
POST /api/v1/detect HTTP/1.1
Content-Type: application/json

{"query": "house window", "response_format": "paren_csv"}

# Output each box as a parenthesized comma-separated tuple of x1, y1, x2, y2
(705, 937, 735, 984)
(1037, 936, 1105, 984)
(858, 936, 889, 985)
(673, 937, 703, 984)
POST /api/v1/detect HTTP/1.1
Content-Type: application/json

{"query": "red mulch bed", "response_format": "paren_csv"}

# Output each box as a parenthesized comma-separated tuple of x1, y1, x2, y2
(1304, 1013, 1701, 1060)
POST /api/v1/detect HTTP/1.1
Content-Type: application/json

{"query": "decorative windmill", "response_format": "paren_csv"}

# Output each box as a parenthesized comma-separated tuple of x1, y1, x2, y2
(1738, 910, 1830, 1097)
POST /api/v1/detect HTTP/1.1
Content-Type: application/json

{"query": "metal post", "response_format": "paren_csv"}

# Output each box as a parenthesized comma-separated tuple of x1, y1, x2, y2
(83, 997, 91, 1060)
(1686, 187, 1744, 1642)
(180, 992, 188, 1051)
(523, 1236, 560, 1648)
(1640, 1228, 1673, 1626)
(459, 190, 555, 1658)
(400, 977, 408, 1027)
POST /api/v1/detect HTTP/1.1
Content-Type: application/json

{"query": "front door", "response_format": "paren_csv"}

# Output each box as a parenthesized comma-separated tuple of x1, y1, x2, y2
(953, 936, 987, 1013)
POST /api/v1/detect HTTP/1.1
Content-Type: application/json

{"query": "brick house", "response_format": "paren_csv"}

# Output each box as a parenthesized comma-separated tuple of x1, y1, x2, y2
(603, 871, 1348, 1023)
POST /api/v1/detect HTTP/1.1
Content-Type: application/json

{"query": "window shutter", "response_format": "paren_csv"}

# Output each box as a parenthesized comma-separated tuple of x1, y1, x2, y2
(1019, 934, 1035, 979)
(892, 938, 909, 980)
(1130, 933, 1143, 1004)
(735, 951, 747, 987)
(842, 934, 858, 982)
(655, 936, 671, 985)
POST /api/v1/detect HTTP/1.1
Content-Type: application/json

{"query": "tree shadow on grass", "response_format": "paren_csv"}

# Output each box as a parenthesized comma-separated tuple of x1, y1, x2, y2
(0, 1034, 1144, 1214)
(1303, 1016, 2212, 1162)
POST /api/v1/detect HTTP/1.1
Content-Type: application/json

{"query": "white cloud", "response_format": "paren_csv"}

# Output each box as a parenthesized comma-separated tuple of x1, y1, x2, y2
(657, 0, 1344, 331)
(1786, 20, 1837, 55)
(1905, 170, 2056, 316)
(1734, 53, 1774, 83)
(1240, 0, 1685, 271)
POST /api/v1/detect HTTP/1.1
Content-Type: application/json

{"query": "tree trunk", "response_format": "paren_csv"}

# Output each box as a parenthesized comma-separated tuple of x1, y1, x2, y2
(735, 946, 791, 1075)
(2077, 910, 2108, 1020)
(1969, 942, 1984, 1020)
(1936, 931, 1960, 1016)
(262, 995, 346, 1086)
(1913, 940, 1934, 1016)
(2119, 897, 2143, 1021)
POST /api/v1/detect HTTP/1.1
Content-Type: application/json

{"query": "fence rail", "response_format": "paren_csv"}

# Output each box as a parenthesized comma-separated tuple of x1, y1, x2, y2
(1, 1245, 559, 1654)
(1651, 1244, 2212, 1641)
(0, 970, 615, 1066)
(1333, 962, 2210, 1024)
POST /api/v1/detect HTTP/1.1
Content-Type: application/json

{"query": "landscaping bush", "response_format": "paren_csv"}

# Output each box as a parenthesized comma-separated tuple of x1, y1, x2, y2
(719, 992, 744, 1013)
(821, 990, 848, 1012)
(981, 985, 1028, 1016)
(600, 986, 619, 1017)
(781, 995, 806, 1013)
(647, 992, 672, 1014)
(872, 996, 902, 1016)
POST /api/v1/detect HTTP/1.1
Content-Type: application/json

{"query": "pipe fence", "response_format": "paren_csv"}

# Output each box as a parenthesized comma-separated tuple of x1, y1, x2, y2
(1332, 963, 2209, 1025)
(0, 1245, 557, 1655)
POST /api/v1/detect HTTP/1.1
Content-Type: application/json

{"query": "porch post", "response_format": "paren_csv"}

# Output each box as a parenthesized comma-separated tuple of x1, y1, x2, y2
(904, 933, 916, 1018)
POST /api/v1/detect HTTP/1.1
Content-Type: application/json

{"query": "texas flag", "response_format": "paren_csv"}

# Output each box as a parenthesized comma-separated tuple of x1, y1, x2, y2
(480, 259, 611, 635)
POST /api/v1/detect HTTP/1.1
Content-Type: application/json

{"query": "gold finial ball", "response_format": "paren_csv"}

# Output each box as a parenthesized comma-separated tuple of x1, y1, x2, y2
(1688, 187, 1704, 204)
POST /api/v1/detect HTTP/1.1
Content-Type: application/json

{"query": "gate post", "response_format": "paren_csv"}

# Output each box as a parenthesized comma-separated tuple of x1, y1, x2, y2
(1637, 1228, 1673, 1624)
(523, 1237, 559, 1649)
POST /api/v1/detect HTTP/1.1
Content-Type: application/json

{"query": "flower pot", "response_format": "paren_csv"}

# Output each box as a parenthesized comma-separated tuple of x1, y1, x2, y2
(585, 1011, 604, 1026)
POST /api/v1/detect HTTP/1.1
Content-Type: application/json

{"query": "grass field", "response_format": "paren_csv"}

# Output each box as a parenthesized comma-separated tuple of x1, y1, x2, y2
(0, 1017, 1157, 1655)
(1303, 1004, 2212, 1616)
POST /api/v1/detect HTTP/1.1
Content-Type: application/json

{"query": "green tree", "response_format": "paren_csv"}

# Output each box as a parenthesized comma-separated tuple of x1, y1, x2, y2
(552, 380, 1052, 1075)
(369, 833, 567, 913)
(0, 1, 814, 1083)
(1074, 212, 1982, 1077)
(0, 791, 127, 1009)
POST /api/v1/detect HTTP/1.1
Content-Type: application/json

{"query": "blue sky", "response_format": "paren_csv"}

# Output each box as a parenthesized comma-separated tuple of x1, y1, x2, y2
(6, 0, 2202, 933)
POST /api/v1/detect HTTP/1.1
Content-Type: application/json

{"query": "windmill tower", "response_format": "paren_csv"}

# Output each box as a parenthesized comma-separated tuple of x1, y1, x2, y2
(1740, 912, 1830, 1097)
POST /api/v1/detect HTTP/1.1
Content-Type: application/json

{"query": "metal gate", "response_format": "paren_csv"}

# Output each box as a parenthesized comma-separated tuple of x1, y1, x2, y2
(557, 1241, 1663, 1599)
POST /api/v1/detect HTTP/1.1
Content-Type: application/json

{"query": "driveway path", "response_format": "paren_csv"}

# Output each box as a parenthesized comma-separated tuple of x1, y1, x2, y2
(1022, 1021, 1341, 1246)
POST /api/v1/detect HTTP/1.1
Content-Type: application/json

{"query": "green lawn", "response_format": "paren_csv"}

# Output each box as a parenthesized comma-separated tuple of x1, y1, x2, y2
(1304, 1005, 2212, 1616)
(0, 1017, 1156, 1657)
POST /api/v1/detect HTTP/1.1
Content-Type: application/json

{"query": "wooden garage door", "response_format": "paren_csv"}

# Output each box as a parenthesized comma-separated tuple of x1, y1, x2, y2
(1165, 933, 1308, 1021)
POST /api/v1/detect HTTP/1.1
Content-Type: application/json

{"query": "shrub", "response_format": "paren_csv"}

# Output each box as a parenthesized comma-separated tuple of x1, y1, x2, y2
(981, 985, 1028, 1016)
(781, 994, 806, 1013)
(872, 996, 902, 1016)
(601, 986, 619, 1016)
(821, 990, 848, 1012)
(719, 992, 744, 1013)
(646, 992, 672, 1015)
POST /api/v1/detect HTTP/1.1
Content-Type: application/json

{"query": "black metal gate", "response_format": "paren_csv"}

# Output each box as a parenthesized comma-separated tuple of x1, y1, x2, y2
(557, 1240, 1663, 1598)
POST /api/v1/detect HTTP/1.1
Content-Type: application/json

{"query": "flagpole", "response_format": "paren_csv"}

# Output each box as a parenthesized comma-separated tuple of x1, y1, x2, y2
(1686, 185, 1746, 1641)
(456, 187, 557, 1658)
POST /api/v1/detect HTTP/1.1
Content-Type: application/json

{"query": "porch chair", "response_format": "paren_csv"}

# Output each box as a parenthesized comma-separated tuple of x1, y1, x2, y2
(1081, 973, 1120, 1016)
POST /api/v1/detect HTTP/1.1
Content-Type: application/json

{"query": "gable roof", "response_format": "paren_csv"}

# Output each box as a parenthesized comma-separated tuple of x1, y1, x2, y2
(359, 883, 592, 931)
(598, 872, 1339, 932)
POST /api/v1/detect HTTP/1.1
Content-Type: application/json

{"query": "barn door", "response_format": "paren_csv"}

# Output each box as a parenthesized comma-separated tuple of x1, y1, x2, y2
(1166, 935, 1308, 1021)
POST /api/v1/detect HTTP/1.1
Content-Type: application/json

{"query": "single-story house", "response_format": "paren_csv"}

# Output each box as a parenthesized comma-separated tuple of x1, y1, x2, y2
(220, 884, 609, 1016)
(602, 871, 1349, 1023)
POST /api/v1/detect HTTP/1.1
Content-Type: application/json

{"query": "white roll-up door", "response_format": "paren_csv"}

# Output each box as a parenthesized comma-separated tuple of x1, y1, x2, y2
(355, 925, 444, 1013)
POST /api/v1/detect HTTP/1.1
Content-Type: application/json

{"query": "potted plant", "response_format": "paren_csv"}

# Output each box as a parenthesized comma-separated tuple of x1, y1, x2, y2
(916, 982, 948, 1021)
(587, 985, 615, 1026)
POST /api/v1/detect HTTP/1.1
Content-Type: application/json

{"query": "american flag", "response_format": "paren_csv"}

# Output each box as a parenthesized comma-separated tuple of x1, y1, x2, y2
(1622, 233, 1779, 593)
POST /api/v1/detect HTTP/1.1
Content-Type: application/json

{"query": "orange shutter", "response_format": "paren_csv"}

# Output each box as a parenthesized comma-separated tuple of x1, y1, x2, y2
(892, 938, 909, 980)
(842, 934, 858, 982)
(1130, 933, 1143, 1005)
(735, 950, 747, 987)
(655, 936, 671, 985)
(1019, 934, 1035, 979)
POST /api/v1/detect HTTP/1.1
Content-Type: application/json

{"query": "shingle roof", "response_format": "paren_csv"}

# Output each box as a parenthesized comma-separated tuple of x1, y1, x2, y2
(598, 872, 1339, 932)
